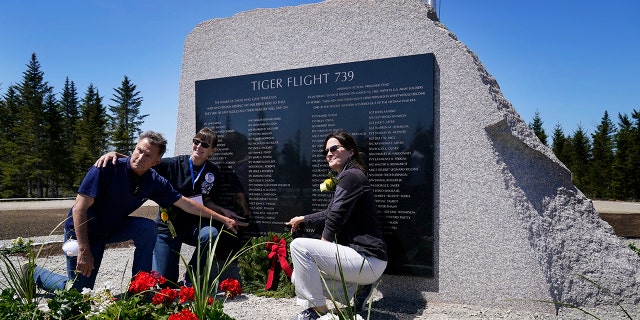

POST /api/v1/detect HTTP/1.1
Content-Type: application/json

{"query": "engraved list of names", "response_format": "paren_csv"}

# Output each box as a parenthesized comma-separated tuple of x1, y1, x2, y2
(196, 54, 434, 276)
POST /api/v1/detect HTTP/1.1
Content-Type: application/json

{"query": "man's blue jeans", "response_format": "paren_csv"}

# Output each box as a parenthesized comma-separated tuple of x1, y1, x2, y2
(34, 216, 157, 292)
(152, 225, 218, 286)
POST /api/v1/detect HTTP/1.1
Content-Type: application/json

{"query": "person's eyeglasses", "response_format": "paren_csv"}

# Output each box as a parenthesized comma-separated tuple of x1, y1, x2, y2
(322, 144, 343, 156)
(193, 139, 211, 149)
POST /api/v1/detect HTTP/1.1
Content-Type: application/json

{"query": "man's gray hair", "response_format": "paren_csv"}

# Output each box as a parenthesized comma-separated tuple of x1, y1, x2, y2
(139, 131, 168, 156)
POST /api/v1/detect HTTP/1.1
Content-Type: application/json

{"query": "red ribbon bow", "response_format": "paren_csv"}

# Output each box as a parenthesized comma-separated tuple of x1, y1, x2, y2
(265, 235, 293, 290)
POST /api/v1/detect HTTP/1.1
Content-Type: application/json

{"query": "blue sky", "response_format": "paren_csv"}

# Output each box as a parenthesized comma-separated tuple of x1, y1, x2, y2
(1, 0, 638, 156)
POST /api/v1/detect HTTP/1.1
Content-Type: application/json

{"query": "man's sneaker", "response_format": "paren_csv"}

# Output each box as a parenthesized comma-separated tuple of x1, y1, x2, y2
(289, 307, 323, 320)
(354, 283, 373, 312)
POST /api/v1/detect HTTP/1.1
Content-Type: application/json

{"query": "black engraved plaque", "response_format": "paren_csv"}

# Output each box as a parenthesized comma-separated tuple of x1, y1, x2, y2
(196, 53, 434, 276)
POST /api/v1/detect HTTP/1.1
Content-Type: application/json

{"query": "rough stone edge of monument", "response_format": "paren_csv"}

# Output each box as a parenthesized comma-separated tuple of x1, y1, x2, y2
(483, 46, 640, 314)
(472, 38, 640, 320)
(427, 1, 640, 312)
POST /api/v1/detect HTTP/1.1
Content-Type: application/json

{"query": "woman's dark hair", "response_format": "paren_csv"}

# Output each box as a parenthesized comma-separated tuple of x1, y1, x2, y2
(194, 127, 218, 148)
(324, 129, 366, 172)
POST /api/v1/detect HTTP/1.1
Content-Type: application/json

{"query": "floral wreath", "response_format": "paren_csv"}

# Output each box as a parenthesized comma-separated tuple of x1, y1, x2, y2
(237, 232, 296, 298)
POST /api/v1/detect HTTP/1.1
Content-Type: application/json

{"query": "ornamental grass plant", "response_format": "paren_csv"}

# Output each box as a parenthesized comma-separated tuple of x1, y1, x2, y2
(0, 219, 69, 307)
(0, 241, 38, 305)
(180, 222, 243, 320)
(315, 241, 377, 320)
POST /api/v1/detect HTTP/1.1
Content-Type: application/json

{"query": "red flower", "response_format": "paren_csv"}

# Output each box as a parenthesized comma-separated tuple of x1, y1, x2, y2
(219, 278, 242, 299)
(207, 296, 214, 305)
(128, 271, 167, 293)
(179, 285, 195, 303)
(151, 270, 167, 285)
(152, 287, 178, 305)
(168, 308, 199, 320)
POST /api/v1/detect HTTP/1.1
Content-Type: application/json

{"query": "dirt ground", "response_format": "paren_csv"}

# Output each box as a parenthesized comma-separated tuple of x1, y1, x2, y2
(0, 200, 638, 240)
(0, 206, 158, 240)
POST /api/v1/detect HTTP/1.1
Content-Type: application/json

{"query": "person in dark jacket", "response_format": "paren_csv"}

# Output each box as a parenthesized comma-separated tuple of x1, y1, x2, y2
(286, 130, 387, 320)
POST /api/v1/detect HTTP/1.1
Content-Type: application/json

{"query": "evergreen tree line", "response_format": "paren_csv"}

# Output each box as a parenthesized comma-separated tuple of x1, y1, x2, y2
(529, 109, 640, 201)
(0, 53, 148, 198)
(2, 54, 638, 201)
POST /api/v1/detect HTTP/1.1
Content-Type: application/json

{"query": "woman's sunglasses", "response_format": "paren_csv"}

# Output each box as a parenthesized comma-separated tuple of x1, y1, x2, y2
(192, 139, 211, 149)
(322, 144, 343, 156)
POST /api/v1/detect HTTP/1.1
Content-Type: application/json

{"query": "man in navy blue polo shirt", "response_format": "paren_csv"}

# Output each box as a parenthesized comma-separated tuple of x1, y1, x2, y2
(33, 131, 246, 292)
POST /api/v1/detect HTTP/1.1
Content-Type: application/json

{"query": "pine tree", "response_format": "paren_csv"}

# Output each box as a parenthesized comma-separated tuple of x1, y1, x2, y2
(74, 84, 108, 186)
(59, 78, 80, 191)
(611, 113, 633, 199)
(589, 111, 615, 199)
(570, 126, 592, 195)
(0, 86, 23, 197)
(551, 123, 570, 166)
(42, 92, 65, 197)
(629, 110, 640, 199)
(528, 111, 548, 146)
(108, 76, 147, 155)
(14, 53, 52, 197)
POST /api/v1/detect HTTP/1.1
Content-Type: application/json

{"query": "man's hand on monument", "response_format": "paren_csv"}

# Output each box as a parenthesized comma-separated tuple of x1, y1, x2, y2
(224, 218, 249, 234)
(221, 208, 247, 221)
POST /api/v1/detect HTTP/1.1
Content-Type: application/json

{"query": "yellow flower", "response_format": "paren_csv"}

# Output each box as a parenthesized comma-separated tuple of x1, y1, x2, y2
(319, 173, 338, 192)
(160, 207, 177, 238)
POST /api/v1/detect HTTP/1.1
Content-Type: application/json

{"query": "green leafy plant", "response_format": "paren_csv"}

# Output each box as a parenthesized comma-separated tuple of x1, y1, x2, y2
(0, 250, 37, 305)
(48, 288, 92, 320)
(0, 288, 45, 320)
(0, 237, 33, 255)
(87, 292, 161, 320)
(0, 235, 56, 306)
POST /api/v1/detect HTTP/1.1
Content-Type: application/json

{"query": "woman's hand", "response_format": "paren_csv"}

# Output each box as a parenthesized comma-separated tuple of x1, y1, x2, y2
(285, 216, 305, 234)
(94, 151, 123, 167)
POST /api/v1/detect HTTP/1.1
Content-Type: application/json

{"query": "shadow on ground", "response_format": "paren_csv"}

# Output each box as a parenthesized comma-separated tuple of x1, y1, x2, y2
(365, 298, 427, 320)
